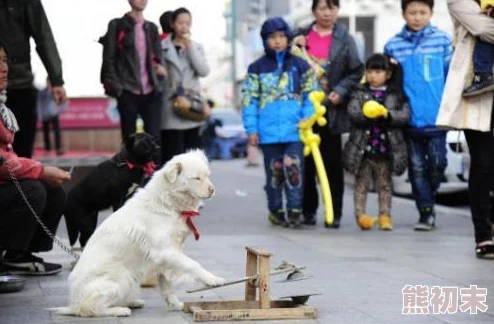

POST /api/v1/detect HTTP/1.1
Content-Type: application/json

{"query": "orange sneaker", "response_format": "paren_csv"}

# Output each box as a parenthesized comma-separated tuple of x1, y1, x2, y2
(378, 215, 393, 231)
(357, 214, 376, 230)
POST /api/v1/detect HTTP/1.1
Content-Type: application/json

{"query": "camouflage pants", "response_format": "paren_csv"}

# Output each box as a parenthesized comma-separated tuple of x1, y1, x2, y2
(354, 157, 392, 217)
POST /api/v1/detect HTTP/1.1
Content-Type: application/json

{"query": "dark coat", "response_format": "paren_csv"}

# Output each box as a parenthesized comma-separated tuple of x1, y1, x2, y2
(102, 14, 163, 97)
(0, 0, 64, 89)
(343, 86, 410, 176)
(296, 21, 364, 134)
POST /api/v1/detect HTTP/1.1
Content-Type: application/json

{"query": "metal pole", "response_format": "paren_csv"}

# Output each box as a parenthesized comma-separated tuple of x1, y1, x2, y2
(231, 0, 237, 109)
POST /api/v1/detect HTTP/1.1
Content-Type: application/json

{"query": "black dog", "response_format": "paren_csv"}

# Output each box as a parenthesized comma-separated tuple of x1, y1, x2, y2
(64, 132, 160, 249)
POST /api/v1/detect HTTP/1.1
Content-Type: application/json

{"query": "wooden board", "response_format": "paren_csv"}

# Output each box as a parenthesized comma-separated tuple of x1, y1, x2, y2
(184, 300, 317, 322)
(245, 246, 272, 257)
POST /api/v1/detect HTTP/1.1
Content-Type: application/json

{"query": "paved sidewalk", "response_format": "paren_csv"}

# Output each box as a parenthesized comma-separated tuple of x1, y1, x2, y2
(1, 159, 493, 324)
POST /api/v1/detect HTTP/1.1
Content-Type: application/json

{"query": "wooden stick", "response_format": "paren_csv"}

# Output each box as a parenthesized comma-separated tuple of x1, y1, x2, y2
(258, 255, 270, 309)
(186, 266, 306, 293)
(245, 250, 257, 301)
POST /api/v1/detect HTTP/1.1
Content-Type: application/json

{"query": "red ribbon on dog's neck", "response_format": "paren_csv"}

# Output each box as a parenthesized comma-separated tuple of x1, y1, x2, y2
(126, 161, 156, 177)
(181, 211, 200, 241)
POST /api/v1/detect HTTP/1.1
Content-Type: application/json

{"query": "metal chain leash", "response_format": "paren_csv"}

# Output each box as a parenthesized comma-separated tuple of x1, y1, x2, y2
(6, 162, 80, 260)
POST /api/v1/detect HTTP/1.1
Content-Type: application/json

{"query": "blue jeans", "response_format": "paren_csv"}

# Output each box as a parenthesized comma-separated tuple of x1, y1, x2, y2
(260, 142, 304, 212)
(473, 38, 494, 73)
(406, 135, 447, 214)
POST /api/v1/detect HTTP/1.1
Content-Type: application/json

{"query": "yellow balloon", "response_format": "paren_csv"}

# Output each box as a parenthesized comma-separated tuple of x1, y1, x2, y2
(298, 91, 334, 226)
(362, 100, 387, 119)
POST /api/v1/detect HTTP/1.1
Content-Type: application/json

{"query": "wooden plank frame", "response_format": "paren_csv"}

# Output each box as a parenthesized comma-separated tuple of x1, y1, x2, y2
(183, 247, 318, 321)
(184, 300, 318, 321)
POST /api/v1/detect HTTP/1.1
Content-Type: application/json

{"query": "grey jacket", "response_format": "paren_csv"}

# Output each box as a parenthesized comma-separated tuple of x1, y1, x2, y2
(296, 22, 364, 134)
(343, 86, 410, 176)
(160, 37, 210, 130)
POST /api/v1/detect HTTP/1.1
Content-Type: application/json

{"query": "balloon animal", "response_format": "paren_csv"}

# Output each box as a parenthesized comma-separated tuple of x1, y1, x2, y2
(299, 91, 334, 226)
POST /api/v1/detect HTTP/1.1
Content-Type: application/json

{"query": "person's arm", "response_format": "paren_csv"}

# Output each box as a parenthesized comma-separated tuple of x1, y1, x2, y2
(241, 67, 260, 138)
(0, 149, 44, 182)
(149, 24, 166, 77)
(443, 36, 454, 78)
(347, 92, 370, 126)
(26, 0, 64, 87)
(387, 100, 410, 127)
(332, 35, 365, 100)
(151, 24, 164, 66)
(102, 19, 123, 97)
(186, 43, 210, 77)
(447, 0, 494, 43)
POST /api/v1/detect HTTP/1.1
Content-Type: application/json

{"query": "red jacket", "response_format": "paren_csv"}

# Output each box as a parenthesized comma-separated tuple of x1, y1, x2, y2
(0, 119, 43, 183)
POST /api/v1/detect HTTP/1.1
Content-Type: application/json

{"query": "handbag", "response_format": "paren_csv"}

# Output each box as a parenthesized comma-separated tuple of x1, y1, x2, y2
(171, 86, 211, 122)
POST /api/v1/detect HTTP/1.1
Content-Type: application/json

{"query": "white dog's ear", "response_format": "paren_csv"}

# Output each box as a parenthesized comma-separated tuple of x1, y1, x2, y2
(164, 162, 183, 183)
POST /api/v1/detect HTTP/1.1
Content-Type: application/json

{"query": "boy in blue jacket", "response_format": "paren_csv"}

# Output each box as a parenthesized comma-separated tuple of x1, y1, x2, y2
(242, 17, 317, 228)
(385, 0, 453, 231)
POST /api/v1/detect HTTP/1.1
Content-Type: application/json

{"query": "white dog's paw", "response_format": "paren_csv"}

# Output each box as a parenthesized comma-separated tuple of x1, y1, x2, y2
(104, 306, 131, 317)
(115, 307, 132, 317)
(165, 295, 184, 311)
(203, 274, 226, 287)
(128, 299, 145, 309)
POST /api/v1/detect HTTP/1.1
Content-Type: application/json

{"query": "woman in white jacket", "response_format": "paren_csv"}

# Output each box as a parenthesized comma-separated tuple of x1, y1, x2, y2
(160, 7, 210, 165)
(437, 0, 494, 259)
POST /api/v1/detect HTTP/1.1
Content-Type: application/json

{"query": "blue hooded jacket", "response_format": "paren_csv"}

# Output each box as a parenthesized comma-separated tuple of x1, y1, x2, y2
(241, 17, 317, 145)
(384, 24, 453, 135)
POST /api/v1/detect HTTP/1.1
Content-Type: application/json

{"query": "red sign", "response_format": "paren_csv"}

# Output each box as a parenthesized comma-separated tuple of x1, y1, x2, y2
(60, 97, 120, 129)
(37, 97, 121, 130)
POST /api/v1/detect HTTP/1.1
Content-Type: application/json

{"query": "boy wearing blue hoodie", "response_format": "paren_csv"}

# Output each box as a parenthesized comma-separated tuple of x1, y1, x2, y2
(242, 17, 317, 228)
(384, 0, 453, 231)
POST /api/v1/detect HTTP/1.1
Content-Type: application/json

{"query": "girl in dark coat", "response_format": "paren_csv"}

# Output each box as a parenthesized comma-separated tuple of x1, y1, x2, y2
(343, 54, 410, 231)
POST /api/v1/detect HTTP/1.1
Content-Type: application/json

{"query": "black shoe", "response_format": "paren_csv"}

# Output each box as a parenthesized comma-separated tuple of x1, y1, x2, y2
(302, 213, 317, 226)
(268, 209, 287, 226)
(286, 209, 302, 229)
(3, 253, 62, 276)
(463, 73, 494, 97)
(414, 215, 436, 231)
(476, 244, 494, 260)
(325, 217, 341, 229)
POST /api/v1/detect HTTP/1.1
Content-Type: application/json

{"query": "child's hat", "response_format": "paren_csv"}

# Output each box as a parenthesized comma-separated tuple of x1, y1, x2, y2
(260, 17, 293, 42)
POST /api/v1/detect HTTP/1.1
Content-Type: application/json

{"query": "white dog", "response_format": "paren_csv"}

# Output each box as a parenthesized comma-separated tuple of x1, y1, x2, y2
(53, 150, 225, 317)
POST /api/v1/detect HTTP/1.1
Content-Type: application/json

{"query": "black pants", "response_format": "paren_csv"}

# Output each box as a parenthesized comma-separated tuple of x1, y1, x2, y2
(464, 130, 494, 244)
(42, 116, 62, 151)
(117, 90, 162, 140)
(161, 127, 201, 165)
(473, 38, 494, 73)
(6, 88, 38, 158)
(0, 180, 66, 253)
(303, 125, 344, 219)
